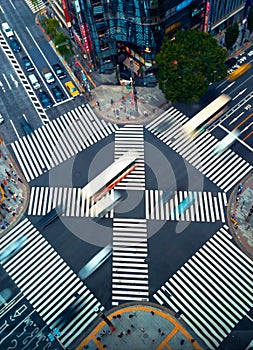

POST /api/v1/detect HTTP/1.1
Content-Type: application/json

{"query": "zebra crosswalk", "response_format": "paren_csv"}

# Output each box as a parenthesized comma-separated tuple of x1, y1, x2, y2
(0, 218, 104, 348)
(153, 225, 253, 350)
(11, 104, 119, 182)
(146, 108, 253, 192)
(114, 125, 145, 190)
(145, 190, 227, 222)
(27, 186, 114, 218)
(112, 218, 149, 306)
(23, 0, 45, 13)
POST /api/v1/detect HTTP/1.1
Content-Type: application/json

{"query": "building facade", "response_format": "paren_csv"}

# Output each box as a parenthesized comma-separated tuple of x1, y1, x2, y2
(50, 0, 204, 73)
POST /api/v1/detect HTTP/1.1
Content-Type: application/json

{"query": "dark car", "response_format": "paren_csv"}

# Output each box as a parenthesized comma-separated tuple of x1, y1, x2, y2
(21, 119, 33, 135)
(52, 85, 65, 102)
(22, 56, 34, 72)
(10, 38, 21, 53)
(38, 90, 53, 109)
(52, 63, 66, 79)
(225, 57, 237, 69)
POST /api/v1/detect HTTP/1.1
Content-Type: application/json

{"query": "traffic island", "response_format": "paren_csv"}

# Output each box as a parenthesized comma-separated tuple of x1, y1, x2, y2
(76, 303, 205, 350)
(0, 141, 29, 234)
(227, 172, 253, 259)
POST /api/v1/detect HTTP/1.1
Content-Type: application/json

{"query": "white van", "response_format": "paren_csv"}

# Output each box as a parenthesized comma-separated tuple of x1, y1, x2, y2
(28, 74, 40, 90)
(2, 22, 14, 38)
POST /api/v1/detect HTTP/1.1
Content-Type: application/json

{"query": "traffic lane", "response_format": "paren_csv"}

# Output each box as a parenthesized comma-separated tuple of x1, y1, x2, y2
(0, 266, 20, 308)
(0, 298, 62, 350)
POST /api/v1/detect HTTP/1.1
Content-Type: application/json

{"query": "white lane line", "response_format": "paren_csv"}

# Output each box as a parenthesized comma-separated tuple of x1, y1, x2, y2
(9, 119, 20, 138)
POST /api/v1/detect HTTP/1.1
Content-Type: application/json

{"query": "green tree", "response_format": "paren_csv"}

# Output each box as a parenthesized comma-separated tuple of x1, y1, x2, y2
(247, 4, 253, 33)
(156, 29, 228, 103)
(225, 23, 239, 50)
(54, 33, 73, 61)
(43, 18, 60, 39)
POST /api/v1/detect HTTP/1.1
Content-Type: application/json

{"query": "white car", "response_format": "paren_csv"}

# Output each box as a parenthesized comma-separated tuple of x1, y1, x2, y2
(1, 22, 14, 38)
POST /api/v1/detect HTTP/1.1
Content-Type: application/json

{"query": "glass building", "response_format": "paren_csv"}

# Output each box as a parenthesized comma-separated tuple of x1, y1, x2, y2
(50, 0, 204, 73)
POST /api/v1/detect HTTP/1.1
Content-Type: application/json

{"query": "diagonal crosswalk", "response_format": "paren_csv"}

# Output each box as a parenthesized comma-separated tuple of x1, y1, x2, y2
(153, 225, 253, 350)
(11, 104, 119, 182)
(0, 218, 104, 348)
(146, 108, 253, 192)
(114, 125, 145, 190)
(112, 218, 149, 306)
(145, 190, 227, 222)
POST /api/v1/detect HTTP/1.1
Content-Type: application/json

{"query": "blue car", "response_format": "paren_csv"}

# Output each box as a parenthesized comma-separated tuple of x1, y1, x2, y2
(38, 90, 53, 109)
(10, 38, 21, 53)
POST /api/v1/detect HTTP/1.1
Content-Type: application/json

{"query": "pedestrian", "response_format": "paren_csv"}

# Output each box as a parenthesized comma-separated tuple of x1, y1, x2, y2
(129, 314, 134, 318)
(102, 330, 106, 335)
(103, 345, 107, 348)
(96, 337, 101, 341)
(111, 99, 113, 105)
(9, 163, 13, 168)
(141, 327, 145, 332)
(180, 339, 185, 345)
(152, 339, 155, 344)
(130, 324, 134, 328)
(151, 311, 155, 315)
(158, 328, 161, 333)
(127, 329, 131, 334)
(246, 224, 251, 230)
(118, 335, 122, 338)
(96, 101, 100, 107)
(17, 177, 23, 183)
(113, 315, 117, 319)
(161, 332, 165, 336)
(117, 314, 121, 318)
(191, 339, 195, 343)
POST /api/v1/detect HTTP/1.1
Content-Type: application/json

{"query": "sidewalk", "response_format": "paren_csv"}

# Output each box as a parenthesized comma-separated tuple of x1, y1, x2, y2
(228, 172, 253, 259)
(0, 142, 29, 235)
(76, 303, 205, 350)
(90, 85, 168, 124)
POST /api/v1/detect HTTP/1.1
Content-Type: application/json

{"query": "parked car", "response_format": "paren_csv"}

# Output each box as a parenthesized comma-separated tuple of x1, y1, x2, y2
(65, 81, 79, 97)
(52, 63, 66, 79)
(52, 85, 65, 102)
(2, 22, 14, 38)
(41, 66, 55, 84)
(9, 38, 21, 53)
(21, 119, 33, 135)
(22, 56, 34, 71)
(38, 90, 53, 109)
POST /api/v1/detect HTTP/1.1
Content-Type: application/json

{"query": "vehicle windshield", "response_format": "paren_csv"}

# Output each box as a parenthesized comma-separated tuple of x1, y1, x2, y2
(70, 87, 76, 92)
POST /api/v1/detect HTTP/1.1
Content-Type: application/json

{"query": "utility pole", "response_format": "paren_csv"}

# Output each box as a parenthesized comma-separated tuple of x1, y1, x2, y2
(129, 58, 139, 116)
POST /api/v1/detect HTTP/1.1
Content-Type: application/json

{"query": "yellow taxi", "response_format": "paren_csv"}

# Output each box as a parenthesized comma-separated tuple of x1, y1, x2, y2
(65, 81, 80, 97)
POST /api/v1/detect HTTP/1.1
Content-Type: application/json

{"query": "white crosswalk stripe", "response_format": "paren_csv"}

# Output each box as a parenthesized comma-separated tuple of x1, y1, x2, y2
(11, 104, 119, 182)
(27, 186, 114, 218)
(112, 218, 149, 306)
(23, 0, 45, 13)
(153, 225, 253, 350)
(146, 109, 253, 192)
(0, 218, 104, 348)
(114, 125, 145, 190)
(145, 190, 227, 222)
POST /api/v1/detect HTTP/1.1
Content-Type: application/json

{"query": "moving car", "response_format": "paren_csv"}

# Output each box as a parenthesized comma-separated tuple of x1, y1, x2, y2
(38, 90, 53, 109)
(52, 63, 66, 79)
(21, 119, 33, 135)
(65, 81, 79, 97)
(225, 57, 237, 69)
(0, 237, 26, 264)
(28, 74, 40, 90)
(2, 22, 14, 38)
(52, 85, 65, 102)
(22, 56, 34, 71)
(10, 38, 21, 53)
(38, 206, 64, 229)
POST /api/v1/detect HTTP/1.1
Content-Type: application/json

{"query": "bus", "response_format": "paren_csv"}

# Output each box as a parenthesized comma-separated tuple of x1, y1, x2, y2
(214, 129, 240, 154)
(183, 94, 231, 138)
(81, 152, 139, 203)
(89, 191, 121, 219)
(227, 63, 251, 82)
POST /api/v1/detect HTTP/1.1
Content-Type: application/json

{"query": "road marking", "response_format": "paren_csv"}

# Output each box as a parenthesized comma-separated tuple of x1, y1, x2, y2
(9, 119, 20, 139)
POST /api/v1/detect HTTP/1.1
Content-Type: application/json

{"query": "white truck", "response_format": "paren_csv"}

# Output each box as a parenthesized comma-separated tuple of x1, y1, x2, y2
(41, 66, 55, 84)
(2, 22, 14, 38)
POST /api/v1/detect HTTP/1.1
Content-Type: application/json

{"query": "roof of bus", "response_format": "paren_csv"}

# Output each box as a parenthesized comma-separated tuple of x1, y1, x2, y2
(81, 151, 139, 199)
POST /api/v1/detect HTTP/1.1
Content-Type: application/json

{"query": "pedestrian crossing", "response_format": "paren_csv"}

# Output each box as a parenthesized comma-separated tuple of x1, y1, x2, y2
(153, 225, 253, 350)
(11, 104, 119, 182)
(145, 190, 227, 222)
(27, 186, 114, 218)
(146, 108, 253, 192)
(0, 218, 104, 348)
(23, 0, 45, 13)
(114, 125, 145, 190)
(112, 218, 149, 306)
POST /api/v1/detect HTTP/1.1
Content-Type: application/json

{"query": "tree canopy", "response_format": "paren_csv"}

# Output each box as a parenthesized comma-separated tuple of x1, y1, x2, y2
(225, 23, 239, 50)
(156, 29, 228, 103)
